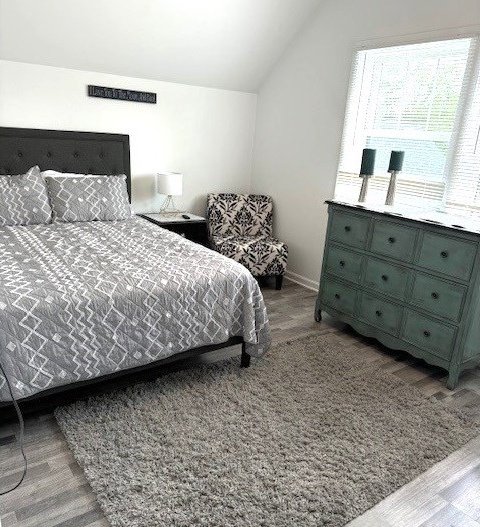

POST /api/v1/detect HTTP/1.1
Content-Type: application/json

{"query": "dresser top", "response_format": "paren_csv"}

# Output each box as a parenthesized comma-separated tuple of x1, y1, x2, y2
(326, 200, 480, 236)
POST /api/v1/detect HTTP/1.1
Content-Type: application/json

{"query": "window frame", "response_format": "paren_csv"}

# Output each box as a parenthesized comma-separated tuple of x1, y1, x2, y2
(335, 27, 480, 214)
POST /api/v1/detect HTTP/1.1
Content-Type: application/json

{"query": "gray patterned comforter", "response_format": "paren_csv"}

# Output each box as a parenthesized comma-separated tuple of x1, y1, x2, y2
(0, 217, 270, 401)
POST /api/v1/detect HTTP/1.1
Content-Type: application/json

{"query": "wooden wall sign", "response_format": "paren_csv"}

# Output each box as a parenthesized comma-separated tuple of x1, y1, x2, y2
(87, 85, 157, 104)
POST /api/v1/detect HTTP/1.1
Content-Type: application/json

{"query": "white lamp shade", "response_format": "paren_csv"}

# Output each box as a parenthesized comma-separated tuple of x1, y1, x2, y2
(156, 172, 183, 196)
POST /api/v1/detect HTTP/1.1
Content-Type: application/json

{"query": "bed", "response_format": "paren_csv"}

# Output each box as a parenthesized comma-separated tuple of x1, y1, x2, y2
(0, 127, 271, 409)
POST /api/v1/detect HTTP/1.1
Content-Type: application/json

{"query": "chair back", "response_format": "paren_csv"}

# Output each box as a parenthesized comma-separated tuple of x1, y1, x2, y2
(207, 193, 273, 237)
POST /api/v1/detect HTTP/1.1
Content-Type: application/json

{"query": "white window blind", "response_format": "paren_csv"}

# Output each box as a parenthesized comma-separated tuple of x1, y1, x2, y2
(335, 36, 480, 216)
(446, 54, 480, 216)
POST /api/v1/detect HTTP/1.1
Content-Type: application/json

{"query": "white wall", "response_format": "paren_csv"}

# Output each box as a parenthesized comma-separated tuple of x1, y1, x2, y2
(0, 60, 257, 215)
(252, 0, 480, 288)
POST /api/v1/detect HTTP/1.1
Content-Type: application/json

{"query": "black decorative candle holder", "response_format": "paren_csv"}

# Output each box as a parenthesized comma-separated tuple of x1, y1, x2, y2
(385, 151, 405, 206)
(358, 148, 376, 202)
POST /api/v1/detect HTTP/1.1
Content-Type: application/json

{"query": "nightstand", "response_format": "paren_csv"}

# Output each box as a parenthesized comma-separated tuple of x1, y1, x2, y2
(139, 213, 209, 247)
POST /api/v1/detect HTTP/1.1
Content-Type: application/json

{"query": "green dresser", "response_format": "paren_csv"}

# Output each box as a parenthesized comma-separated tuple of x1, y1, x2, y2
(315, 201, 480, 389)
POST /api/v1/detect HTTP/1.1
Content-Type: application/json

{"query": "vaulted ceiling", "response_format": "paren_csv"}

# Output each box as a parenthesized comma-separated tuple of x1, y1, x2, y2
(0, 0, 321, 92)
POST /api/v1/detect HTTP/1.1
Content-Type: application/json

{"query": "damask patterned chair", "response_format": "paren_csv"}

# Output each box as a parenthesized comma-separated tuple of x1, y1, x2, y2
(207, 193, 288, 289)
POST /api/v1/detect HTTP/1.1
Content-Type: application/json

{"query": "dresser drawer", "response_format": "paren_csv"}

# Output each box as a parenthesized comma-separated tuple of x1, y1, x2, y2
(410, 273, 466, 322)
(325, 246, 363, 282)
(330, 211, 370, 249)
(402, 310, 456, 360)
(370, 221, 417, 262)
(417, 232, 477, 281)
(359, 293, 403, 335)
(321, 279, 357, 315)
(364, 258, 410, 300)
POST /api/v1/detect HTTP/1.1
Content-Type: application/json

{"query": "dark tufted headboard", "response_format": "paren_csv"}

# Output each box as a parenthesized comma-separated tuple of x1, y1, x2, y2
(0, 127, 131, 200)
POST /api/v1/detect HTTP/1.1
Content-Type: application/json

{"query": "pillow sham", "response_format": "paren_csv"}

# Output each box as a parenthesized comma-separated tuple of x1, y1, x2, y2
(45, 174, 131, 223)
(0, 166, 53, 227)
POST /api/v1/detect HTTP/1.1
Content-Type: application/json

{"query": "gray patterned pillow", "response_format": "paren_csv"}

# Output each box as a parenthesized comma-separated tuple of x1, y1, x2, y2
(0, 166, 52, 227)
(45, 175, 131, 223)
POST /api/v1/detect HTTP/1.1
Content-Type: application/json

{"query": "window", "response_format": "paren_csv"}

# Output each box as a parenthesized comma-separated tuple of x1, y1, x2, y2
(335, 36, 480, 217)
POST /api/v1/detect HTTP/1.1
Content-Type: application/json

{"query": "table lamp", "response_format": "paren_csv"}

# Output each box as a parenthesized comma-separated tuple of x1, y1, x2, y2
(156, 172, 183, 214)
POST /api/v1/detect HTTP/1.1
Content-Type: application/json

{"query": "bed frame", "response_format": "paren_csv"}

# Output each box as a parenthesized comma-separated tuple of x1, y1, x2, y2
(0, 126, 250, 416)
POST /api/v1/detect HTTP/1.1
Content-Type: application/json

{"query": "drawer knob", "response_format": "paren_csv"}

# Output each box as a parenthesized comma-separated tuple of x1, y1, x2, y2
(388, 236, 396, 244)
(339, 260, 346, 267)
(334, 293, 341, 300)
(381, 274, 388, 282)
(375, 310, 382, 317)
(344, 225, 351, 232)
(423, 330, 431, 338)
(441, 250, 449, 259)
(431, 292, 439, 300)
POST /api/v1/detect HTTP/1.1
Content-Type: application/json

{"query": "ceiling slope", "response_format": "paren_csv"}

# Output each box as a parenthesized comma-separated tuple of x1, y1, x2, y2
(0, 0, 321, 92)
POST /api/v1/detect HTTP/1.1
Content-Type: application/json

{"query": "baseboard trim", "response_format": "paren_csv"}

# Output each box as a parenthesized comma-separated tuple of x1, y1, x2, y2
(285, 271, 319, 291)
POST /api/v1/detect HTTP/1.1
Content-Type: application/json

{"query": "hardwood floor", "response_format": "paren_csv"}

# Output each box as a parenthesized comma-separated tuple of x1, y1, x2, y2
(1, 280, 479, 526)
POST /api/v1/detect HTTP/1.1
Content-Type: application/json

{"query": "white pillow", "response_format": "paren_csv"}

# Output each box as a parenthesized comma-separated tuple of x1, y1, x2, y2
(41, 170, 96, 178)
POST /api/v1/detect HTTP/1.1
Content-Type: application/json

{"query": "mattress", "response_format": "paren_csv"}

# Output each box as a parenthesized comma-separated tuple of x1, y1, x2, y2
(0, 217, 270, 401)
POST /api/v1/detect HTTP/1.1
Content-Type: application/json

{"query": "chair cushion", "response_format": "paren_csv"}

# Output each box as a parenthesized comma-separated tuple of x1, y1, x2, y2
(207, 193, 273, 237)
(212, 235, 288, 276)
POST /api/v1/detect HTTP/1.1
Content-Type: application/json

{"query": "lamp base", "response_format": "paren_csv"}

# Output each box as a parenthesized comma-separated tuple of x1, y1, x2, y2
(159, 195, 184, 215)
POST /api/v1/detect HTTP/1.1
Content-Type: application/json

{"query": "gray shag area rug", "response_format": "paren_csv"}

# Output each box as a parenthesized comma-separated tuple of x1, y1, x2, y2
(55, 334, 480, 527)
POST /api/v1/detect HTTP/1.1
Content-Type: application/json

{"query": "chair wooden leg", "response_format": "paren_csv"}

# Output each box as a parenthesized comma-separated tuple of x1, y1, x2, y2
(275, 275, 283, 290)
(241, 343, 251, 368)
